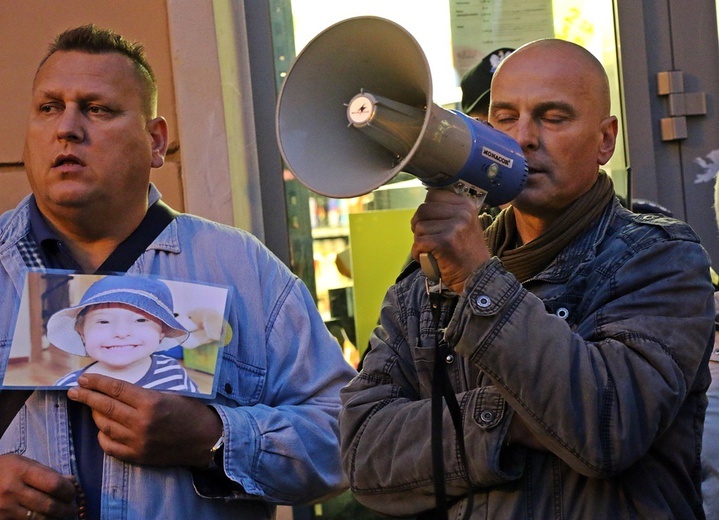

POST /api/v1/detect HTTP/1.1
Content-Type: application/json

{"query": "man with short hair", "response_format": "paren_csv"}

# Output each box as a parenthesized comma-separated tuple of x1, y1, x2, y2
(0, 25, 355, 520)
(340, 38, 714, 519)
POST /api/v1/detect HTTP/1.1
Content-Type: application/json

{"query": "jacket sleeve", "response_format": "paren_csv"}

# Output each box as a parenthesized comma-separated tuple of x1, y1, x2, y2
(447, 237, 714, 478)
(340, 280, 526, 516)
(200, 277, 357, 504)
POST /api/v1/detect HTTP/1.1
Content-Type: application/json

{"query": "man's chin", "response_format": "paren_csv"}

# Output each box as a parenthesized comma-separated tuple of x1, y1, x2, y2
(47, 190, 100, 210)
(512, 186, 544, 210)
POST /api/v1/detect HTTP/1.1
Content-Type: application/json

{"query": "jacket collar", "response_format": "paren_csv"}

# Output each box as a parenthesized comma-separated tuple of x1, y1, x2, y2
(526, 197, 618, 283)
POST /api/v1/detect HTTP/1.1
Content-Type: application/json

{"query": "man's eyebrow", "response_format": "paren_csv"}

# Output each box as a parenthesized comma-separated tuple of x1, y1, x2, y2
(34, 89, 104, 102)
(489, 100, 578, 118)
(490, 101, 515, 112)
(33, 88, 61, 100)
(533, 101, 577, 117)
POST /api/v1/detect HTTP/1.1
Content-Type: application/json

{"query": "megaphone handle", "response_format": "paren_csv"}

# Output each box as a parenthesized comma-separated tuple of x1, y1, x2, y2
(419, 252, 441, 282)
(418, 184, 486, 283)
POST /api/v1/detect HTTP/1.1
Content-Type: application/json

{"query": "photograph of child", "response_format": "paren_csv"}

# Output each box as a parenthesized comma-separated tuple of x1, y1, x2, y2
(49, 275, 199, 393)
(2, 271, 229, 397)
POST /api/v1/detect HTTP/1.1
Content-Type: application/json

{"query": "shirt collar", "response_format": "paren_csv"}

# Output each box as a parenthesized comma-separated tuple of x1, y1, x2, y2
(27, 184, 167, 272)
(28, 195, 81, 271)
(28, 194, 56, 246)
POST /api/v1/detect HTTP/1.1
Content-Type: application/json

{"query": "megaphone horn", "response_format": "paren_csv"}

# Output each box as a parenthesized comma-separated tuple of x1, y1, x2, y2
(276, 15, 527, 207)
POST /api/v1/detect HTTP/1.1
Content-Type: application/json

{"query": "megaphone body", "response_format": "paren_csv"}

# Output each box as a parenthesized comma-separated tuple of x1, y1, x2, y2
(275, 16, 528, 207)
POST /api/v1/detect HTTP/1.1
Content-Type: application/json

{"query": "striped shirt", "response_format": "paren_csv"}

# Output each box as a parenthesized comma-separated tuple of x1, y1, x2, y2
(56, 354, 200, 393)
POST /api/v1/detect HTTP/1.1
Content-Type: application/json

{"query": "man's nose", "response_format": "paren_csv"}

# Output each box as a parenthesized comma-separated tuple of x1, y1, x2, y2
(56, 106, 85, 142)
(511, 118, 539, 152)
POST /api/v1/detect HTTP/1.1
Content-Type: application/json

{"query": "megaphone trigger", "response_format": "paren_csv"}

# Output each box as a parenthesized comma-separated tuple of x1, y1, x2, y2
(448, 182, 487, 209)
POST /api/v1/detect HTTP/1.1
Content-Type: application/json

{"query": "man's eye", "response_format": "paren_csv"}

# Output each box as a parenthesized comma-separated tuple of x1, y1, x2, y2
(542, 114, 569, 124)
(88, 106, 108, 114)
(39, 104, 60, 113)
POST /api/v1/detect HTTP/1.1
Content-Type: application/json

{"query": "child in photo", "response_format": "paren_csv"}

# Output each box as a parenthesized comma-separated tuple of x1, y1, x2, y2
(48, 275, 200, 393)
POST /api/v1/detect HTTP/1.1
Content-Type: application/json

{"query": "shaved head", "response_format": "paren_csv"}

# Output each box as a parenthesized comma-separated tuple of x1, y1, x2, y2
(494, 38, 612, 118)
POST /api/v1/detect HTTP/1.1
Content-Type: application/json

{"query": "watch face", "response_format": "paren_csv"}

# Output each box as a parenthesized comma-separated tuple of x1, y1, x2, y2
(208, 435, 224, 469)
(211, 435, 224, 454)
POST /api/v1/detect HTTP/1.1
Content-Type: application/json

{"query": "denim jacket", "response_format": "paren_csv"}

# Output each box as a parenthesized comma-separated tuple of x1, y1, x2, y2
(341, 199, 715, 519)
(0, 188, 357, 519)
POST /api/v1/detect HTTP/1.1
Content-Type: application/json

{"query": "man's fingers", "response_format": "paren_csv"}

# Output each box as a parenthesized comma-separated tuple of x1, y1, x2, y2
(95, 430, 143, 464)
(74, 373, 138, 401)
(0, 455, 77, 519)
(22, 465, 76, 503)
(21, 483, 77, 519)
(67, 375, 140, 419)
(67, 386, 134, 426)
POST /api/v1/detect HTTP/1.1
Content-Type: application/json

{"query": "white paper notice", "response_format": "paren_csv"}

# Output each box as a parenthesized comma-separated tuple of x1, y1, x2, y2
(450, 0, 555, 75)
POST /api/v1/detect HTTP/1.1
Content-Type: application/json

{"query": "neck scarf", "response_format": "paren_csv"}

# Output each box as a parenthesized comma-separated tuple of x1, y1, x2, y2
(482, 172, 614, 283)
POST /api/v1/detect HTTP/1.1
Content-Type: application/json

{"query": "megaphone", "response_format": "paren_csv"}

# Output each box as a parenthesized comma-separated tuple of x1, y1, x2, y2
(275, 16, 528, 208)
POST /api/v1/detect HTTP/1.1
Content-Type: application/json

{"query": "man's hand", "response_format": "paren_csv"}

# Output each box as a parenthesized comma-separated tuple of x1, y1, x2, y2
(0, 454, 76, 519)
(67, 374, 223, 468)
(411, 188, 492, 294)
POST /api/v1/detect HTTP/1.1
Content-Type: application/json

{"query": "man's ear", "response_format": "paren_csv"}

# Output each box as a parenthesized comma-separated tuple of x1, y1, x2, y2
(147, 116, 169, 169)
(598, 115, 618, 166)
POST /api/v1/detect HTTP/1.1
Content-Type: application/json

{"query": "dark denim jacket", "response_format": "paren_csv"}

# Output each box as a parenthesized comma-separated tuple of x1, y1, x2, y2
(341, 199, 714, 519)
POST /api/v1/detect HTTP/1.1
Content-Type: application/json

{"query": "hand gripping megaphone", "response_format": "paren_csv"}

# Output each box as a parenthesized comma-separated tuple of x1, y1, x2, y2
(275, 15, 527, 207)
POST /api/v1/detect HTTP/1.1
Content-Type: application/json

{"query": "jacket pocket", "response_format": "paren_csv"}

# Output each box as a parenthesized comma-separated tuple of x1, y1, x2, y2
(471, 386, 506, 430)
(214, 357, 266, 406)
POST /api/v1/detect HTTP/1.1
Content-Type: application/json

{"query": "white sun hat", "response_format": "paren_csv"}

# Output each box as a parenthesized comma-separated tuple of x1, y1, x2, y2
(46, 275, 190, 356)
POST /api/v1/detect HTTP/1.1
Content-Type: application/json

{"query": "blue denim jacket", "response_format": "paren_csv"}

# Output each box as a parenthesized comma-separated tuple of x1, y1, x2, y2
(341, 199, 715, 519)
(0, 188, 356, 519)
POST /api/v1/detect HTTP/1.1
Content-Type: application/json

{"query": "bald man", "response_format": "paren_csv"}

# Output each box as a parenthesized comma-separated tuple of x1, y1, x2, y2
(340, 39, 714, 519)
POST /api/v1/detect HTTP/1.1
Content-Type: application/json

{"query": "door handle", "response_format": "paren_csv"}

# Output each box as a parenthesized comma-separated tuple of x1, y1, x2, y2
(657, 70, 707, 141)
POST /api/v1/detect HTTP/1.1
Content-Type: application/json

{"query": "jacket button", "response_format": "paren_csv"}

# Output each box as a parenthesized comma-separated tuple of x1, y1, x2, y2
(477, 295, 492, 308)
(480, 411, 494, 422)
(224, 383, 233, 394)
(445, 354, 455, 364)
(556, 307, 569, 319)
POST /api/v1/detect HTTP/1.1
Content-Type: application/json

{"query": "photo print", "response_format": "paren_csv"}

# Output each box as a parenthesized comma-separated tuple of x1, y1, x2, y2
(2, 271, 231, 398)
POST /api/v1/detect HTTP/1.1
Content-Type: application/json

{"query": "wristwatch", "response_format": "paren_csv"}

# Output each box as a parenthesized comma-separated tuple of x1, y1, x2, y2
(208, 434, 224, 470)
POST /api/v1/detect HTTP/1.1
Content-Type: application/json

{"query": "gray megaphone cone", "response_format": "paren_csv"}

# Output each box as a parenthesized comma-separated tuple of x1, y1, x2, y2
(276, 16, 527, 207)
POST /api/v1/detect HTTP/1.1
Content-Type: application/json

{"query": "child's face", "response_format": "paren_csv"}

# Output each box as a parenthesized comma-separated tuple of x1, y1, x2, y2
(79, 303, 166, 368)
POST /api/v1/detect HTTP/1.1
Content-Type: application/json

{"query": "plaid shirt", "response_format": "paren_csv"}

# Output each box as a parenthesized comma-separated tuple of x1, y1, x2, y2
(16, 232, 44, 270)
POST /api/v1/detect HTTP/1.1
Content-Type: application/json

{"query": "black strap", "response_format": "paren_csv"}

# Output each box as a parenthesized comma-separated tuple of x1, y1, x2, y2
(0, 200, 177, 436)
(428, 289, 474, 520)
(0, 390, 33, 437)
(97, 200, 178, 273)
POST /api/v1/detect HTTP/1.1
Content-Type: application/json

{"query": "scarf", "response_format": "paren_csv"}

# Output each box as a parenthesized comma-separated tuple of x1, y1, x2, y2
(482, 172, 614, 283)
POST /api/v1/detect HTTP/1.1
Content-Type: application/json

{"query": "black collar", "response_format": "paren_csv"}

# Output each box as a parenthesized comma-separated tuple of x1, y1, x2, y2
(28, 196, 177, 274)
